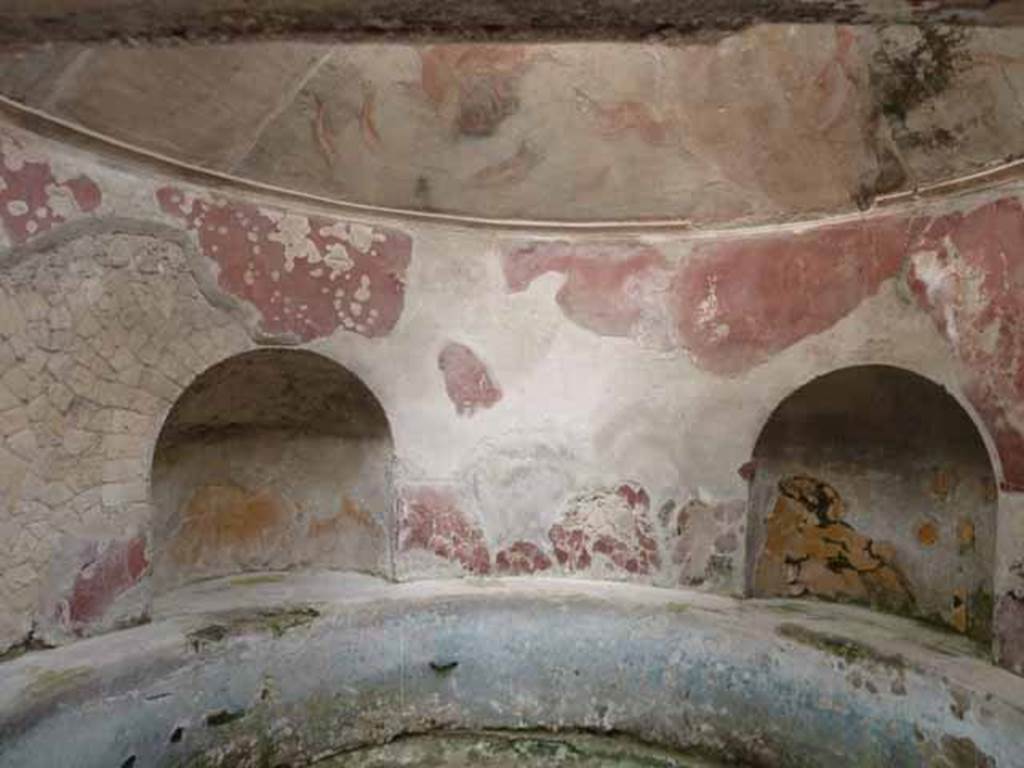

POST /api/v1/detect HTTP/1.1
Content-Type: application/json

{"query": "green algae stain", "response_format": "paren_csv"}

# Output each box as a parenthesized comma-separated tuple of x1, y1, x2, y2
(23, 666, 94, 700)
(187, 605, 321, 651)
(775, 623, 905, 670)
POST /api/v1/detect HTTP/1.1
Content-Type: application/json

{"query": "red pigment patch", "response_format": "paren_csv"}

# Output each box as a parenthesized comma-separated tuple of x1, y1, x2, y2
(504, 221, 911, 373)
(549, 483, 660, 575)
(157, 187, 412, 342)
(494, 541, 553, 575)
(672, 216, 911, 375)
(502, 240, 671, 340)
(581, 94, 675, 146)
(438, 341, 502, 416)
(64, 536, 148, 630)
(905, 198, 1024, 488)
(398, 486, 490, 574)
(0, 132, 102, 244)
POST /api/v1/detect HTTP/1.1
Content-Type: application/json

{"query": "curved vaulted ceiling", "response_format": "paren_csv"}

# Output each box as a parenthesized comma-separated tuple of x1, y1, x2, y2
(2, 23, 1024, 223)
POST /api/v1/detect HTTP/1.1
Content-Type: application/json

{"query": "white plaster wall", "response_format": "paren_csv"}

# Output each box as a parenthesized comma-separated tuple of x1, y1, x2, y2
(0, 114, 1019, 662)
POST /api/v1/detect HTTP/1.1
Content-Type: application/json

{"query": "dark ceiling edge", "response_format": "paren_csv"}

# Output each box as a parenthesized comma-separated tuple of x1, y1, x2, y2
(0, 1, 1022, 47)
(2, 94, 1023, 237)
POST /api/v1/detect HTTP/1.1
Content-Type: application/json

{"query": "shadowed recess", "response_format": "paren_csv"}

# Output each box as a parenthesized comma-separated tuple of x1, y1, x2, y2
(150, 348, 393, 591)
(749, 365, 997, 643)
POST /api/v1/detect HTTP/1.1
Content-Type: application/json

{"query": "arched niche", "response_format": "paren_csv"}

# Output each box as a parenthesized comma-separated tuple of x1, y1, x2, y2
(747, 365, 997, 642)
(150, 349, 393, 591)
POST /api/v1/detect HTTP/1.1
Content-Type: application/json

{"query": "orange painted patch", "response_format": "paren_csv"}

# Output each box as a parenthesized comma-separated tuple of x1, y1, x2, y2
(754, 476, 914, 614)
(304, 496, 385, 566)
(951, 587, 969, 633)
(957, 518, 976, 554)
(930, 467, 957, 500)
(169, 484, 292, 570)
(308, 497, 379, 541)
(916, 521, 940, 547)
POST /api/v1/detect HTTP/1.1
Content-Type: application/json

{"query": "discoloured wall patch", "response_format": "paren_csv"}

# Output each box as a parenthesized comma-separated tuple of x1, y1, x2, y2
(503, 217, 912, 375)
(57, 535, 148, 633)
(494, 541, 553, 575)
(754, 476, 915, 614)
(0, 131, 101, 245)
(548, 483, 660, 577)
(906, 197, 1024, 489)
(994, 593, 1024, 674)
(438, 342, 502, 416)
(418, 46, 535, 138)
(917, 519, 940, 547)
(167, 484, 295, 577)
(156, 186, 412, 342)
(186, 606, 320, 652)
(672, 217, 910, 375)
(398, 486, 491, 575)
(502, 240, 673, 346)
(305, 497, 386, 563)
(671, 498, 745, 589)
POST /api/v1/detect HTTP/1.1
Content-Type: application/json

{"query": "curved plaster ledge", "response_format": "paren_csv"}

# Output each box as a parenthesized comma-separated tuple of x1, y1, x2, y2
(1, 575, 1022, 767)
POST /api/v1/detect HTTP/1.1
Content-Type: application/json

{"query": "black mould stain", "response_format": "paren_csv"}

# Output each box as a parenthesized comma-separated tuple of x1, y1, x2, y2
(875, 24, 971, 124)
(205, 709, 246, 727)
(939, 734, 995, 768)
(187, 606, 321, 653)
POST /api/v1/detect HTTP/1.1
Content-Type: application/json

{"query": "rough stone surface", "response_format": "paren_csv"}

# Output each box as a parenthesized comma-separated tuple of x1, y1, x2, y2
(1, 1, 1023, 46)
(0, 204, 250, 646)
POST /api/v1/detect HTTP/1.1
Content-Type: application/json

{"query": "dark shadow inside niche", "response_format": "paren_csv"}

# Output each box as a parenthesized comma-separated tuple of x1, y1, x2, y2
(747, 365, 997, 643)
(151, 348, 393, 592)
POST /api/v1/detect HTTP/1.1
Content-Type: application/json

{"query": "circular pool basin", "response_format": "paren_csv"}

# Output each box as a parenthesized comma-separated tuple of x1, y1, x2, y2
(318, 731, 725, 767)
(1, 575, 1021, 767)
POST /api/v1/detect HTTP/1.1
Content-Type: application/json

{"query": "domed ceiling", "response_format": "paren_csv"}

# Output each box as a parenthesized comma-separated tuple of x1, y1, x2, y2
(2, 22, 1023, 223)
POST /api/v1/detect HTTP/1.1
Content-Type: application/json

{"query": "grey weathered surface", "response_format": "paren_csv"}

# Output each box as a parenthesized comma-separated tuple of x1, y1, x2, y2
(1, 0, 1024, 46)
(1, 576, 1022, 767)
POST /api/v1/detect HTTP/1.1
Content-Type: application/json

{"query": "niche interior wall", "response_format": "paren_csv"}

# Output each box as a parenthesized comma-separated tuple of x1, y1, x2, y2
(747, 365, 998, 642)
(150, 348, 394, 592)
